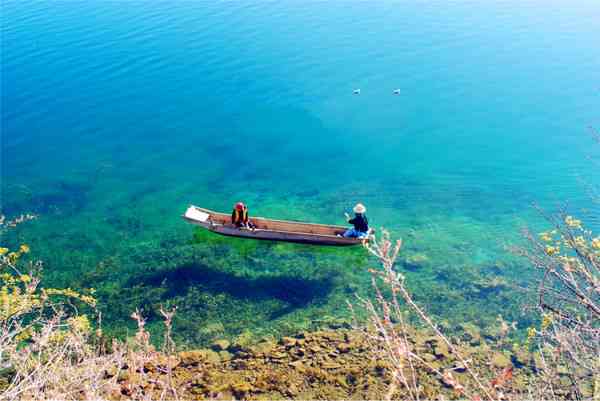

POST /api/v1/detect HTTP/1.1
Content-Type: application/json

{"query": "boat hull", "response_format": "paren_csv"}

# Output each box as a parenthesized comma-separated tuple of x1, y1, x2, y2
(183, 205, 366, 246)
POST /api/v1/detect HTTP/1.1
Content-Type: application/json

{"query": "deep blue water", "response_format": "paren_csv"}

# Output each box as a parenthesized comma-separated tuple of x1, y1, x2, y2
(2, 1, 599, 344)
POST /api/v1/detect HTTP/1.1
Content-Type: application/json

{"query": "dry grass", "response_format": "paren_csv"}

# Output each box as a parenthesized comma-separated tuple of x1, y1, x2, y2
(513, 208, 599, 400)
(351, 230, 507, 401)
(354, 226, 597, 400)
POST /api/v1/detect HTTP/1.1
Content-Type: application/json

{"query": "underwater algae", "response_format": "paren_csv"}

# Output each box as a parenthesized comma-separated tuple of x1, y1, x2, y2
(2, 166, 540, 348)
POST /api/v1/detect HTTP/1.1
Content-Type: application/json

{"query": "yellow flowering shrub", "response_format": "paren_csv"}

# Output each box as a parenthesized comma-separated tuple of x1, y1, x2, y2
(68, 315, 92, 333)
(520, 210, 599, 392)
(525, 326, 537, 345)
(537, 215, 600, 258)
(540, 314, 553, 330)
(564, 215, 582, 229)
(573, 236, 587, 249)
(0, 240, 97, 354)
(43, 288, 97, 307)
(0, 214, 151, 399)
(1, 243, 33, 266)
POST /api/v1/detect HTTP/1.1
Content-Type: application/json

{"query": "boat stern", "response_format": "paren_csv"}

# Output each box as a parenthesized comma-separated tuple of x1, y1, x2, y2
(183, 205, 211, 226)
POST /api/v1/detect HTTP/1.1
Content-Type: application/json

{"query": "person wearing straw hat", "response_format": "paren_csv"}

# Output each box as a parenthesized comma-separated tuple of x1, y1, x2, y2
(343, 203, 369, 238)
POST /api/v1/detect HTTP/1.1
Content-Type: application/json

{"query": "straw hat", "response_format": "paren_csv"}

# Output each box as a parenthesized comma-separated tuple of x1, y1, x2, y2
(353, 203, 366, 214)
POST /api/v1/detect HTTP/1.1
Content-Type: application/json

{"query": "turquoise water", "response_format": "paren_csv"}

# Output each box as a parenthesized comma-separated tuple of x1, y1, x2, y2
(3, 1, 599, 345)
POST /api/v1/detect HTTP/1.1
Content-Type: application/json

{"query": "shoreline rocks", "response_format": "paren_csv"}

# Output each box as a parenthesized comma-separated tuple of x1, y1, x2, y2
(106, 324, 584, 400)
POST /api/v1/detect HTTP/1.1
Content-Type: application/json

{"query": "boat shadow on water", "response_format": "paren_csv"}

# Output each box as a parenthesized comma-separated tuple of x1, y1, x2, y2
(129, 262, 336, 319)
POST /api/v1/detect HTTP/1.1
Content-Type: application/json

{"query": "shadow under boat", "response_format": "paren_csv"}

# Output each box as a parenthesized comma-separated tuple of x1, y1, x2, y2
(129, 262, 335, 314)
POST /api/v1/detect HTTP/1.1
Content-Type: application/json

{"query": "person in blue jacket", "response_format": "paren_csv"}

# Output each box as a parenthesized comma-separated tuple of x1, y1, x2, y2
(344, 203, 369, 238)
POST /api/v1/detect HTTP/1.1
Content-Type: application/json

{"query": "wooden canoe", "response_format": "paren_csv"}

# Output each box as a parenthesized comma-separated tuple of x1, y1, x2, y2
(183, 205, 368, 246)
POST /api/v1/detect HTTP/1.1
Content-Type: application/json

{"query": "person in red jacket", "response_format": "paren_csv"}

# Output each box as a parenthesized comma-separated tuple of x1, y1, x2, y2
(231, 202, 253, 228)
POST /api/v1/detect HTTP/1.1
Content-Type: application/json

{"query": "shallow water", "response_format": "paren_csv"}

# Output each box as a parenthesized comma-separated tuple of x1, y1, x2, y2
(3, 1, 600, 344)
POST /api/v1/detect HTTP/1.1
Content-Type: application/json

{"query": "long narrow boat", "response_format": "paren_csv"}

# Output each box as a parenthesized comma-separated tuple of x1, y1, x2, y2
(183, 205, 367, 246)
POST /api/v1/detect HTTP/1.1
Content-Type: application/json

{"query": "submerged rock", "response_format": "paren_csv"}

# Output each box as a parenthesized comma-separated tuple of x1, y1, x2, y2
(491, 352, 511, 369)
(336, 375, 349, 389)
(231, 330, 253, 353)
(211, 339, 231, 352)
(179, 350, 205, 366)
(250, 340, 276, 356)
(135, 325, 555, 400)
(289, 360, 306, 371)
(512, 346, 531, 368)
(281, 336, 297, 348)
(452, 361, 468, 372)
(269, 351, 288, 360)
(321, 361, 341, 370)
(199, 322, 225, 337)
(286, 383, 300, 396)
(230, 380, 253, 398)
(433, 340, 451, 359)
(402, 253, 430, 270)
(178, 349, 220, 365)
(460, 323, 482, 345)
(219, 350, 233, 362)
(336, 342, 350, 353)
(201, 349, 221, 364)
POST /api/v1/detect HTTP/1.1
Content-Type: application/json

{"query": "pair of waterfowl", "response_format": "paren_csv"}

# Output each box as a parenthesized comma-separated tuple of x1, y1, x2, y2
(353, 88, 401, 95)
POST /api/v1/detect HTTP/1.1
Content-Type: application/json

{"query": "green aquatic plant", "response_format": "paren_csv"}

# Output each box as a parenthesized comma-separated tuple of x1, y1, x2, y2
(8, 190, 530, 351)
(192, 226, 261, 259)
